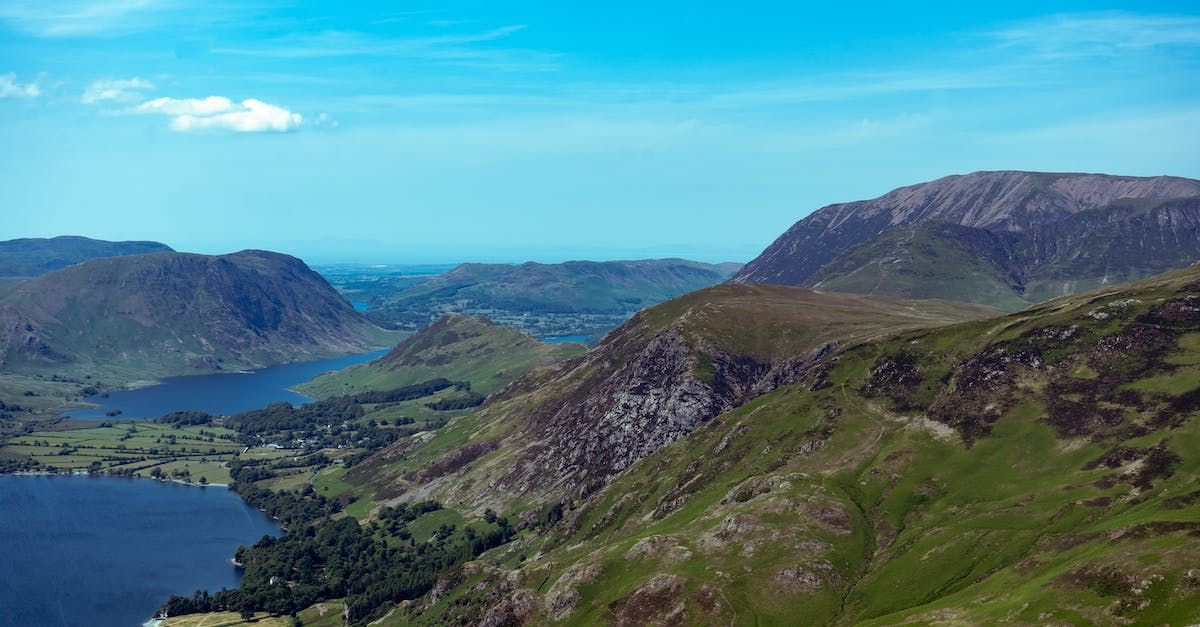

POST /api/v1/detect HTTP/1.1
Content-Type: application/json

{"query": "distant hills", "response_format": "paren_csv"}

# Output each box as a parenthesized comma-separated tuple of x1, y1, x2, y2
(735, 171, 1200, 309)
(0, 250, 391, 383)
(297, 312, 585, 399)
(364, 258, 742, 338)
(0, 235, 173, 278)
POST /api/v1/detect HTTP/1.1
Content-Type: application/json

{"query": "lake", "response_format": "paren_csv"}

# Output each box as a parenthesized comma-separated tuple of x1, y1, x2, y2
(542, 335, 590, 345)
(0, 475, 280, 627)
(63, 349, 388, 421)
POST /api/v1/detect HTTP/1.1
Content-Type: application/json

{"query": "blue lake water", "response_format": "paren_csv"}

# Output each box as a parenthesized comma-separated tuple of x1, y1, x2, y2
(63, 349, 388, 421)
(542, 335, 589, 345)
(0, 475, 280, 627)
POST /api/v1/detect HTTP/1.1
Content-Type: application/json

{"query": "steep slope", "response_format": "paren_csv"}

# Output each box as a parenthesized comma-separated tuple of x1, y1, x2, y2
(805, 197, 1200, 309)
(0, 250, 391, 382)
(734, 171, 1200, 293)
(807, 221, 1028, 309)
(297, 313, 585, 398)
(1018, 196, 1200, 301)
(342, 286, 995, 512)
(404, 263, 1200, 626)
(366, 258, 742, 337)
(0, 235, 173, 278)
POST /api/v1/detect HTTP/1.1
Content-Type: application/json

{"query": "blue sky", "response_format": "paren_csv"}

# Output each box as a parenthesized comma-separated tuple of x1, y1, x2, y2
(1, 1, 1198, 263)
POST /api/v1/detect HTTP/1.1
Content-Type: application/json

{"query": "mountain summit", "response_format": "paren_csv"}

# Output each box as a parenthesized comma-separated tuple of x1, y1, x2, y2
(734, 171, 1200, 307)
(0, 250, 389, 380)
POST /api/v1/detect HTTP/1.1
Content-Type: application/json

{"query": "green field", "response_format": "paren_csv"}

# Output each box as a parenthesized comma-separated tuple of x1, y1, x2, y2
(161, 600, 345, 627)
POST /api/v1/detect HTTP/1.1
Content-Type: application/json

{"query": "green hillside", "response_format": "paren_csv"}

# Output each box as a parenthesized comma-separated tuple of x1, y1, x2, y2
(0, 250, 395, 422)
(807, 222, 1031, 310)
(402, 264, 1200, 625)
(296, 313, 585, 398)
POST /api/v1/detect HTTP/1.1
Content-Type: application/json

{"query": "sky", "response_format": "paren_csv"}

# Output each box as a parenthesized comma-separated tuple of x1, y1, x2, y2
(0, 1, 1198, 264)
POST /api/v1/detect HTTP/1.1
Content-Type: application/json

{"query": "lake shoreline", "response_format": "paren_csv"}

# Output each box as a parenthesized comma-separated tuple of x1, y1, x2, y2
(5, 469, 230, 488)
(57, 347, 389, 421)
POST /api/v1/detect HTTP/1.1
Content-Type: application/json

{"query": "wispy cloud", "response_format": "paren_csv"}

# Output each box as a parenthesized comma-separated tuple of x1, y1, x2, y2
(0, 0, 164, 37)
(211, 24, 558, 71)
(133, 96, 303, 132)
(81, 76, 153, 103)
(992, 12, 1200, 58)
(0, 72, 39, 97)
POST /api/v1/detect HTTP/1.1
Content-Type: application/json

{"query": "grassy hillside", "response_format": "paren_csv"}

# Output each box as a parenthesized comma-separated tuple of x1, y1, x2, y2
(364, 258, 742, 338)
(0, 250, 396, 424)
(390, 263, 1200, 625)
(332, 285, 995, 517)
(0, 235, 172, 278)
(296, 313, 585, 399)
(807, 222, 1031, 310)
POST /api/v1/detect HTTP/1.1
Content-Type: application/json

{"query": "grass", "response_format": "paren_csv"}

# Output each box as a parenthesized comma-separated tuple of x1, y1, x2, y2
(296, 313, 583, 399)
(2, 422, 243, 477)
(161, 601, 345, 627)
(384, 263, 1200, 625)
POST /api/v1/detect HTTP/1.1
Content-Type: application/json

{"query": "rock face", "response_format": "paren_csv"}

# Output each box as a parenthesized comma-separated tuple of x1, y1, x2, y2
(0, 250, 386, 376)
(0, 235, 173, 278)
(734, 171, 1200, 307)
(496, 328, 750, 497)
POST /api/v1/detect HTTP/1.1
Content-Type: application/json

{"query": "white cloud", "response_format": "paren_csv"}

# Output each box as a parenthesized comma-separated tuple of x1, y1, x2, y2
(133, 96, 303, 132)
(135, 95, 234, 116)
(0, 73, 40, 98)
(81, 76, 153, 103)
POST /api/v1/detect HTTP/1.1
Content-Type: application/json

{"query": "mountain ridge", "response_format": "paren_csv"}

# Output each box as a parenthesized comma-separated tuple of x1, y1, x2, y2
(362, 258, 743, 338)
(0, 249, 391, 384)
(734, 171, 1200, 300)
(0, 235, 173, 278)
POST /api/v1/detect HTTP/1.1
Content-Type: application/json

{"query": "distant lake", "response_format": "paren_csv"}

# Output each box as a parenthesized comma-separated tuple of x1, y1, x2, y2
(542, 335, 590, 345)
(0, 475, 279, 627)
(64, 349, 388, 421)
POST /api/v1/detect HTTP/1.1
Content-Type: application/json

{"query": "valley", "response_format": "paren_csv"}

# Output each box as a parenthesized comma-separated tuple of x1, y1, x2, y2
(1, 171, 1199, 627)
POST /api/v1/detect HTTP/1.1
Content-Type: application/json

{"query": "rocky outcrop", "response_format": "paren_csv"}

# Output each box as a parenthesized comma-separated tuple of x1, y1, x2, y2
(494, 326, 765, 499)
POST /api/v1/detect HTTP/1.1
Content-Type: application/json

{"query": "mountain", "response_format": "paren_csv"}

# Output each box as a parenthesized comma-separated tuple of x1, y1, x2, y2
(734, 171, 1200, 308)
(296, 313, 586, 398)
(340, 286, 996, 512)
(0, 250, 391, 383)
(371, 263, 1200, 625)
(364, 258, 743, 339)
(0, 235, 173, 278)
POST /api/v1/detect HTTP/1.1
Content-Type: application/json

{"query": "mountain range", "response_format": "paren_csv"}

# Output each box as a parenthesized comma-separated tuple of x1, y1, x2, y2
(4, 170, 1200, 625)
(735, 171, 1200, 309)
